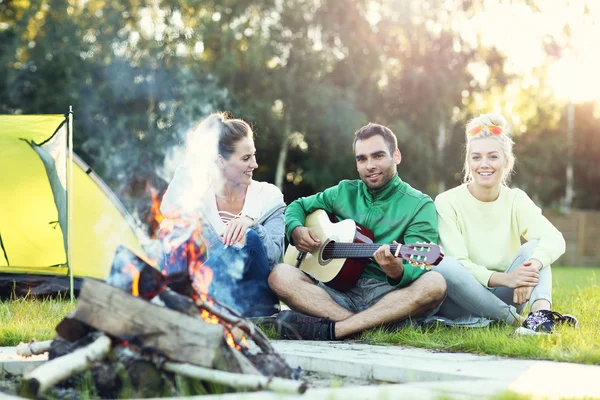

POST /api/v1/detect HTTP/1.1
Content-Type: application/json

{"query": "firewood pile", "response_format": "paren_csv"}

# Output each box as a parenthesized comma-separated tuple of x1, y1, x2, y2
(16, 246, 304, 399)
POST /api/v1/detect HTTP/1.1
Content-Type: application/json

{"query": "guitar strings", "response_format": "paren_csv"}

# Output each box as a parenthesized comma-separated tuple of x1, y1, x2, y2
(321, 243, 433, 261)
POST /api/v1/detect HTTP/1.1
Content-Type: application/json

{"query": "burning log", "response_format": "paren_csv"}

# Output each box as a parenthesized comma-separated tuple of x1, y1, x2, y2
(70, 278, 224, 368)
(154, 287, 270, 376)
(162, 362, 307, 394)
(195, 297, 274, 354)
(157, 286, 293, 378)
(216, 345, 262, 376)
(157, 288, 272, 355)
(109, 245, 194, 299)
(55, 312, 97, 342)
(19, 334, 111, 398)
(16, 340, 52, 357)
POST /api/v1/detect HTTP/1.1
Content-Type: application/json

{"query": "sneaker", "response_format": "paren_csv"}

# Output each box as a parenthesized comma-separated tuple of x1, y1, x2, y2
(514, 310, 578, 336)
(554, 312, 579, 328)
(275, 310, 336, 341)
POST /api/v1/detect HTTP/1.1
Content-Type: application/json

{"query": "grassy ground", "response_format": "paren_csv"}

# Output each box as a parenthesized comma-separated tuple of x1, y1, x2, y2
(0, 266, 598, 365)
(0, 294, 75, 346)
(261, 266, 600, 364)
(358, 266, 600, 364)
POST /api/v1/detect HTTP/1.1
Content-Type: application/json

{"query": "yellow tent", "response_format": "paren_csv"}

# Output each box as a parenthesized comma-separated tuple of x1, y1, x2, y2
(0, 114, 144, 296)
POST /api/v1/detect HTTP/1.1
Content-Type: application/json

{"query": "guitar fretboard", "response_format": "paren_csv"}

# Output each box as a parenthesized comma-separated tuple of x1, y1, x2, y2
(321, 242, 400, 259)
(320, 242, 436, 263)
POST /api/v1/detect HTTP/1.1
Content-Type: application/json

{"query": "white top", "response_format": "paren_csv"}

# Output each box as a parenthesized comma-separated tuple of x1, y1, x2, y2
(201, 180, 284, 236)
(160, 172, 283, 236)
(218, 210, 241, 225)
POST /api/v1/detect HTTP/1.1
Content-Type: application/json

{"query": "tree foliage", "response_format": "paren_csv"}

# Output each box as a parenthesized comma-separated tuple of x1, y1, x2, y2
(1, 0, 599, 221)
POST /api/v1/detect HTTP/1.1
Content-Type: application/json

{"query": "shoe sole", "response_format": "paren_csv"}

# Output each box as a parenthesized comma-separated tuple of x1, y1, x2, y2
(514, 327, 550, 336)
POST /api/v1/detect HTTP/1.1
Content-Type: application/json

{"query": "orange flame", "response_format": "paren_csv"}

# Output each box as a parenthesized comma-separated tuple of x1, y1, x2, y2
(123, 263, 141, 297)
(146, 182, 165, 239)
(148, 186, 247, 350)
(226, 333, 237, 348)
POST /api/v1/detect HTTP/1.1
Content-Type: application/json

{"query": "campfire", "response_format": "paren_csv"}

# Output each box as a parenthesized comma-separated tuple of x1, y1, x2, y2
(15, 195, 303, 399)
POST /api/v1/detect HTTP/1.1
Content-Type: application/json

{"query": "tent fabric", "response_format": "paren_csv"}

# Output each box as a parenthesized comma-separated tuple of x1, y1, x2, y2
(0, 138, 67, 268)
(0, 115, 65, 144)
(0, 113, 145, 295)
(0, 275, 81, 298)
(71, 155, 144, 279)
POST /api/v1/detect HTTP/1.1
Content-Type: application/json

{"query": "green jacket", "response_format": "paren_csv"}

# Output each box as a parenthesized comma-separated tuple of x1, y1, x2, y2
(285, 175, 438, 288)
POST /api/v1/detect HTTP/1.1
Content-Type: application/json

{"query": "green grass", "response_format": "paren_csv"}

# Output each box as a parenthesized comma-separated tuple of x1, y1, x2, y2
(1, 266, 599, 366)
(0, 295, 76, 346)
(357, 266, 600, 364)
(263, 266, 600, 364)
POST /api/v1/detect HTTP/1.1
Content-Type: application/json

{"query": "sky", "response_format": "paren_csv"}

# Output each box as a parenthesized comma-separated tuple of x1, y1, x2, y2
(462, 0, 600, 103)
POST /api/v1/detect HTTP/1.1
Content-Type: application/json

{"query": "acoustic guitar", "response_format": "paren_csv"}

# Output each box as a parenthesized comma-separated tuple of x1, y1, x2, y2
(283, 209, 444, 291)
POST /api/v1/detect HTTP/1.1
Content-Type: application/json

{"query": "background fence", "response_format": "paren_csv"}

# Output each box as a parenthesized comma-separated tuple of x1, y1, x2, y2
(547, 210, 600, 267)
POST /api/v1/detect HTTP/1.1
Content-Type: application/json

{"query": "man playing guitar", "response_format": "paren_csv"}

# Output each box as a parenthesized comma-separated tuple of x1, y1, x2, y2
(268, 123, 448, 340)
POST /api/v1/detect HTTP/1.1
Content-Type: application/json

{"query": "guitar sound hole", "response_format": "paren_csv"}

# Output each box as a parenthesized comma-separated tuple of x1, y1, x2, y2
(321, 241, 335, 261)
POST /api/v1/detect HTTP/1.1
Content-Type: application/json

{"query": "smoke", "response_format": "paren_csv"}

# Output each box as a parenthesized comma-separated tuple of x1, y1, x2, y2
(159, 116, 220, 219)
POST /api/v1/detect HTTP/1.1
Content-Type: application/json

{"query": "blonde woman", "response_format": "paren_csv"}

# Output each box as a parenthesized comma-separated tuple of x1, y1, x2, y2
(433, 113, 577, 334)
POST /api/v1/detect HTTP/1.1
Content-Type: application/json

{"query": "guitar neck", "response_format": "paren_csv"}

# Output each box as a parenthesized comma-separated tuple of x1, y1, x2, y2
(323, 243, 400, 259)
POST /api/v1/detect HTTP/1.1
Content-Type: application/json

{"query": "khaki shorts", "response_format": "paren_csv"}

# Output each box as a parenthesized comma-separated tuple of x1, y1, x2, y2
(309, 275, 443, 317)
(314, 277, 396, 312)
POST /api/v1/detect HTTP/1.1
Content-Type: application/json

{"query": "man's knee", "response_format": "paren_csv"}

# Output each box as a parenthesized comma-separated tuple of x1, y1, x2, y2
(267, 263, 287, 292)
(268, 263, 304, 294)
(415, 271, 447, 308)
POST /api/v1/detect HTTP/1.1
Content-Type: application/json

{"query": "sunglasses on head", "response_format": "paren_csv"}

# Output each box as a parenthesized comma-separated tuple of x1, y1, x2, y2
(468, 125, 503, 136)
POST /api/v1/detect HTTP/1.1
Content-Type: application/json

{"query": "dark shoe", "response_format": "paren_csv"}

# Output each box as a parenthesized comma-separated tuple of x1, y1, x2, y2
(275, 310, 336, 341)
(554, 312, 579, 328)
(515, 310, 578, 335)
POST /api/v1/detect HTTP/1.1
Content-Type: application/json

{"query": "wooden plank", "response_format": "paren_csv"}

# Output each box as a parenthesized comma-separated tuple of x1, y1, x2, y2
(577, 212, 586, 261)
(72, 278, 224, 368)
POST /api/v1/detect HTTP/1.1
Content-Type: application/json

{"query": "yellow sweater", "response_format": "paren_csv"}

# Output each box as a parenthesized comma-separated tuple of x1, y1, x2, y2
(435, 184, 566, 288)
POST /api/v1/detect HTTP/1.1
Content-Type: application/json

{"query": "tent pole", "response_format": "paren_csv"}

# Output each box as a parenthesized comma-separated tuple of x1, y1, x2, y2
(67, 106, 74, 302)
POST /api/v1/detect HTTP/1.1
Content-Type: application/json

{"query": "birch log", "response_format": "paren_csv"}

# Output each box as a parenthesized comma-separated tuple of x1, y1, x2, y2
(16, 340, 52, 357)
(163, 362, 307, 394)
(19, 334, 111, 398)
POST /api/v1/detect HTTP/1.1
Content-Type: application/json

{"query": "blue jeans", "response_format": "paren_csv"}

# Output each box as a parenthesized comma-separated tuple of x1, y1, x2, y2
(202, 229, 279, 317)
(432, 240, 552, 324)
(162, 228, 279, 317)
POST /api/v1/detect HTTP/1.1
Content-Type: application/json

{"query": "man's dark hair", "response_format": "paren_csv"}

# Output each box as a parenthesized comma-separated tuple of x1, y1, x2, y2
(352, 123, 398, 156)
